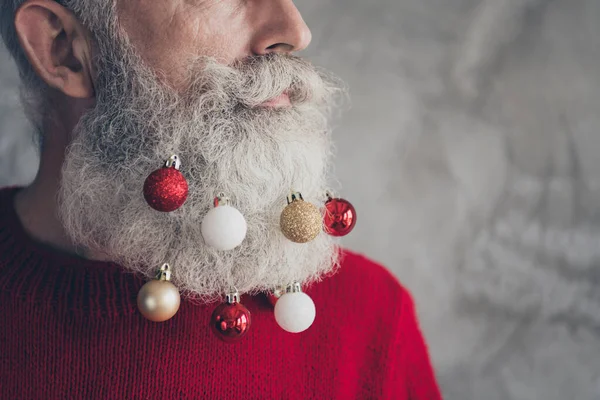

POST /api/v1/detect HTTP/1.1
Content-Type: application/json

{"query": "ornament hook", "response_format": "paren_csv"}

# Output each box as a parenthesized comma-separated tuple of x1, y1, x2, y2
(165, 155, 182, 170)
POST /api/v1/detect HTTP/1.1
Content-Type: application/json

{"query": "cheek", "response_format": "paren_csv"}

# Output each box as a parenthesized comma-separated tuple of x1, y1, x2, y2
(164, 23, 248, 89)
(119, 3, 252, 89)
(185, 5, 252, 62)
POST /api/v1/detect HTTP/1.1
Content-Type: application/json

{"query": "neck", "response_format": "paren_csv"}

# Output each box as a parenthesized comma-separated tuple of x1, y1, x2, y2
(14, 96, 97, 258)
(15, 136, 78, 255)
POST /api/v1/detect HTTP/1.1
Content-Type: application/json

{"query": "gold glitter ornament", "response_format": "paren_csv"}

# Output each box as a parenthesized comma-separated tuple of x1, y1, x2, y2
(280, 192, 322, 243)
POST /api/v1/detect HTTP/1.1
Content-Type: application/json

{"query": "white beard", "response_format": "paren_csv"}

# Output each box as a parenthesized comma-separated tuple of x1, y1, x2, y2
(58, 30, 345, 301)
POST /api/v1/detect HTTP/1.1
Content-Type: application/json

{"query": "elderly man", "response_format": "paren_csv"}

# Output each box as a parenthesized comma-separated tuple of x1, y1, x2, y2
(0, 0, 441, 398)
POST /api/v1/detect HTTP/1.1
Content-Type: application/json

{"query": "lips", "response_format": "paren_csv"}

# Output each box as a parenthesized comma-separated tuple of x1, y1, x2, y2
(259, 91, 291, 108)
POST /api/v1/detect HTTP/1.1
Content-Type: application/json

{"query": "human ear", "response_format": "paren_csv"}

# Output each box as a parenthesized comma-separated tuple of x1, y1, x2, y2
(14, 0, 95, 98)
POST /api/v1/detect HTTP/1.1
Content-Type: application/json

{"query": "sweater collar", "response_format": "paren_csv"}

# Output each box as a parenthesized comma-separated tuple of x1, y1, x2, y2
(0, 187, 144, 318)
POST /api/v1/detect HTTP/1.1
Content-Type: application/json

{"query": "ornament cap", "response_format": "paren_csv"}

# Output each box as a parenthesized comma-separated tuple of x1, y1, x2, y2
(285, 282, 303, 294)
(155, 263, 173, 281)
(214, 192, 231, 207)
(225, 291, 241, 304)
(165, 154, 182, 170)
(286, 191, 304, 204)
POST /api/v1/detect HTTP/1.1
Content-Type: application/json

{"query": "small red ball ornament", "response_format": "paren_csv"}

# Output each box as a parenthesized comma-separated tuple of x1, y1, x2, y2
(323, 194, 357, 237)
(143, 155, 188, 212)
(210, 292, 252, 343)
(267, 287, 286, 307)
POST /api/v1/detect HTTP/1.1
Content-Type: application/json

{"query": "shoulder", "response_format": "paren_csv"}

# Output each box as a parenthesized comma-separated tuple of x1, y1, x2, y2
(319, 248, 410, 302)
(338, 249, 401, 285)
(309, 248, 414, 324)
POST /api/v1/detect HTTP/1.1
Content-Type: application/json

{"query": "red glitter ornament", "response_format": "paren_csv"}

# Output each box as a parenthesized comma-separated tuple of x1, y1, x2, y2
(323, 196, 357, 237)
(210, 293, 252, 343)
(143, 155, 188, 212)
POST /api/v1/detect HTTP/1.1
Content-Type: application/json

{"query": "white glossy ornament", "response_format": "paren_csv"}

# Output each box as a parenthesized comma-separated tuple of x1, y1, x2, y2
(201, 196, 247, 251)
(274, 283, 316, 333)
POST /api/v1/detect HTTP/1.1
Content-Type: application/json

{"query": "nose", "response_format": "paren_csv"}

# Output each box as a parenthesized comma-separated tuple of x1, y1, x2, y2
(251, 0, 312, 55)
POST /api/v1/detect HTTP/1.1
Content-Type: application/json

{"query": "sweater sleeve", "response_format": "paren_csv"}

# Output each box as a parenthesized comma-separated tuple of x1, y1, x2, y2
(396, 287, 443, 400)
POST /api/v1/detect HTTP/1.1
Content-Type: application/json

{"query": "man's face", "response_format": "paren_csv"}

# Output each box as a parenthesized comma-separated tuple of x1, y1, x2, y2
(57, 0, 344, 299)
(115, 0, 311, 92)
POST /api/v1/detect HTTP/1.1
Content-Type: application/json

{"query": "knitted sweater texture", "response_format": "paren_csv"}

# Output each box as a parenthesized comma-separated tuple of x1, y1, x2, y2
(0, 187, 442, 399)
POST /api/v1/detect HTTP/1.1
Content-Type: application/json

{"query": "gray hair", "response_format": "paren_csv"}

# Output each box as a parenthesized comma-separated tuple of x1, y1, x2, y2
(0, 0, 116, 136)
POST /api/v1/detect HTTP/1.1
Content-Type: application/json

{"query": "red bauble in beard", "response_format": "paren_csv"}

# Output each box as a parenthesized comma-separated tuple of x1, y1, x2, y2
(323, 194, 357, 237)
(143, 155, 189, 212)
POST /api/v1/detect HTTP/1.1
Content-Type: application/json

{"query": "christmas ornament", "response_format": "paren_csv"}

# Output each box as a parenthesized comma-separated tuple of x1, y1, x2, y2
(280, 192, 322, 243)
(201, 193, 247, 251)
(267, 286, 287, 306)
(137, 263, 181, 322)
(323, 192, 357, 237)
(210, 291, 252, 343)
(143, 155, 188, 212)
(274, 282, 316, 333)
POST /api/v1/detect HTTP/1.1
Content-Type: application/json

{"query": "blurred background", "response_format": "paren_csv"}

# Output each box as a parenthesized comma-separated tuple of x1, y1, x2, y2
(1, 0, 599, 399)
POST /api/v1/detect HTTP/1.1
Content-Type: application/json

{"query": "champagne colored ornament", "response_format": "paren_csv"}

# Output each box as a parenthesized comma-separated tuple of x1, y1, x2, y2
(137, 263, 181, 322)
(274, 282, 316, 333)
(323, 192, 357, 237)
(201, 194, 247, 251)
(280, 192, 322, 243)
(143, 155, 188, 212)
(210, 291, 252, 343)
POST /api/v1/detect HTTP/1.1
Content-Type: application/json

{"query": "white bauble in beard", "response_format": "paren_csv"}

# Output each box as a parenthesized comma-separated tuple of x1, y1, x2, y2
(58, 30, 344, 301)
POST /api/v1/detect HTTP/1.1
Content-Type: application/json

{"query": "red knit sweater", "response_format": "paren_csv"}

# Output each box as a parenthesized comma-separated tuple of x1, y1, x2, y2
(0, 187, 441, 399)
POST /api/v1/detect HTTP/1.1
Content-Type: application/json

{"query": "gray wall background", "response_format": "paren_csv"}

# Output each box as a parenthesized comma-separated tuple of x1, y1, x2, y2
(1, 0, 599, 399)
